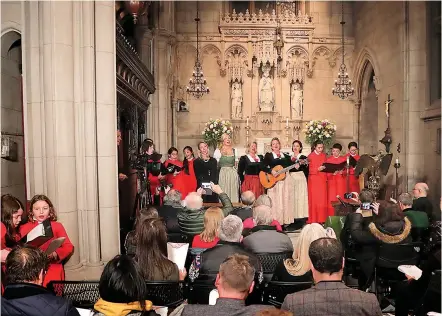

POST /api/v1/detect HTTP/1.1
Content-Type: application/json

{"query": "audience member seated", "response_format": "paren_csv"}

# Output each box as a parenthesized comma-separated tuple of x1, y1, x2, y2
(230, 191, 255, 221)
(272, 223, 327, 282)
(242, 194, 282, 233)
(125, 206, 159, 255)
(136, 218, 186, 281)
(348, 201, 412, 289)
(412, 182, 434, 221)
(1, 194, 24, 292)
(1, 245, 80, 316)
(158, 190, 183, 235)
(93, 255, 153, 316)
(398, 193, 429, 241)
(174, 254, 270, 316)
(242, 205, 293, 253)
(189, 215, 262, 284)
(394, 247, 441, 316)
(281, 238, 382, 316)
(192, 207, 224, 249)
(20, 194, 74, 287)
(178, 183, 233, 238)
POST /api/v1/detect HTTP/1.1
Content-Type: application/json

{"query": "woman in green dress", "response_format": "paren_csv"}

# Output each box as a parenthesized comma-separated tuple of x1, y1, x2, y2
(214, 133, 240, 203)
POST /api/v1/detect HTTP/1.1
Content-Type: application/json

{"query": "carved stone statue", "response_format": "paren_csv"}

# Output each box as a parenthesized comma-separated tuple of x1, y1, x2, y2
(291, 82, 303, 119)
(231, 82, 243, 119)
(258, 66, 275, 111)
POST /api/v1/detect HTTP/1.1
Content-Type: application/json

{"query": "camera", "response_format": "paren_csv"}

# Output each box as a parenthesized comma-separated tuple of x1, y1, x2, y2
(157, 183, 173, 193)
(201, 182, 213, 195)
(344, 192, 353, 199)
(361, 202, 371, 210)
(130, 153, 162, 176)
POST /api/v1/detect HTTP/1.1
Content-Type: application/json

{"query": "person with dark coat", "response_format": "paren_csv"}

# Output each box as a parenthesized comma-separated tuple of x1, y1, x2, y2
(348, 201, 412, 289)
(193, 142, 219, 203)
(230, 191, 255, 221)
(1, 245, 80, 316)
(412, 182, 434, 221)
(157, 189, 183, 236)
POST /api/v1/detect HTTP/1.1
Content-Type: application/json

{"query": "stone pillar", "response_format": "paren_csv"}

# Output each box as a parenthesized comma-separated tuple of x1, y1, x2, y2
(95, 1, 120, 262)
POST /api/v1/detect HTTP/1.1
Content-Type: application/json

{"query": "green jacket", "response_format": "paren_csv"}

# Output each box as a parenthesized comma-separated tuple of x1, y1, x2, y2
(404, 209, 429, 228)
(177, 192, 233, 237)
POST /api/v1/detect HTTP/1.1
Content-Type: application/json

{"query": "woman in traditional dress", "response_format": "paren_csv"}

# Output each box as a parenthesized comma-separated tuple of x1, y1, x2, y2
(307, 140, 328, 223)
(163, 147, 187, 198)
(346, 141, 361, 193)
(181, 146, 197, 199)
(237, 141, 264, 199)
(214, 133, 240, 203)
(289, 140, 309, 220)
(263, 137, 295, 225)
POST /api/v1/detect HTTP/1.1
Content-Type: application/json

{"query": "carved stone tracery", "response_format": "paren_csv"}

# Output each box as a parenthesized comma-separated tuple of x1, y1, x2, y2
(225, 45, 248, 81)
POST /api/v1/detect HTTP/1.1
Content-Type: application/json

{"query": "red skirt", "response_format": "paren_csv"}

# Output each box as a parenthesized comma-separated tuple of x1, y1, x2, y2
(241, 175, 264, 199)
(43, 263, 65, 287)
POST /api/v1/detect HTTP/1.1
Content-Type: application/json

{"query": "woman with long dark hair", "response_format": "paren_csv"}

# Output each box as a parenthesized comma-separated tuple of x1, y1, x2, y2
(181, 146, 197, 199)
(136, 218, 186, 281)
(1, 195, 23, 258)
(163, 147, 187, 198)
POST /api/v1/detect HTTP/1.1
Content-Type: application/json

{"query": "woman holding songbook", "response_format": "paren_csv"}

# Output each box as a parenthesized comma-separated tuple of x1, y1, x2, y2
(289, 140, 309, 220)
(163, 147, 187, 198)
(19, 195, 74, 287)
(325, 143, 347, 217)
(237, 141, 264, 199)
(181, 146, 198, 199)
(264, 137, 295, 225)
(307, 140, 328, 223)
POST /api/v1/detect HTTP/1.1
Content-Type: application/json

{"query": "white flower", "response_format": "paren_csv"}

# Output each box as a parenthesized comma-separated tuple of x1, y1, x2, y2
(202, 131, 205, 135)
(325, 133, 330, 138)
(210, 124, 213, 129)
(226, 129, 231, 134)
(223, 127, 227, 132)
(309, 126, 313, 131)
(318, 125, 322, 129)
(333, 125, 337, 131)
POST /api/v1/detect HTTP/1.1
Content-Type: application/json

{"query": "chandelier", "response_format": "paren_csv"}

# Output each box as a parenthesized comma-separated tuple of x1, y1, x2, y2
(332, 1, 354, 99)
(186, 2, 209, 98)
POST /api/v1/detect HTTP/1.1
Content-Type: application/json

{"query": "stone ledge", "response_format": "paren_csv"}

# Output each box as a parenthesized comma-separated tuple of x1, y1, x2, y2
(421, 104, 441, 122)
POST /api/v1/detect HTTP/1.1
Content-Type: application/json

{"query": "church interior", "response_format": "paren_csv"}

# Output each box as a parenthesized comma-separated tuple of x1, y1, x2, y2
(1, 0, 441, 285)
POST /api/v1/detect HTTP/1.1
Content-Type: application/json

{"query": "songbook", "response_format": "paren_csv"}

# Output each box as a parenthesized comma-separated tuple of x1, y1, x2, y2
(321, 155, 358, 173)
(44, 237, 65, 255)
(398, 265, 422, 280)
(167, 243, 189, 270)
(20, 219, 53, 248)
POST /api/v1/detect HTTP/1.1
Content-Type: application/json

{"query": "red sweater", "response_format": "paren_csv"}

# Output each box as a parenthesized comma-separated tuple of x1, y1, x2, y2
(192, 235, 220, 249)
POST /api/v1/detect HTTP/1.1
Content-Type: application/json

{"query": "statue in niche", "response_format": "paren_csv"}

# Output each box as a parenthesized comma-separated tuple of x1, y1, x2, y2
(231, 81, 243, 119)
(258, 66, 275, 111)
(291, 82, 304, 119)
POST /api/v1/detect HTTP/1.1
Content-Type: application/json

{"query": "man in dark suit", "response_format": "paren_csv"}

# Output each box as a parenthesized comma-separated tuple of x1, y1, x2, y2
(231, 191, 255, 221)
(412, 182, 434, 221)
(158, 189, 183, 240)
(179, 254, 270, 316)
(282, 237, 382, 316)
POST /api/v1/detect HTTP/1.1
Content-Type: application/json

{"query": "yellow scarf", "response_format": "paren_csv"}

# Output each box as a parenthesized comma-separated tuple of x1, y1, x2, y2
(94, 298, 152, 316)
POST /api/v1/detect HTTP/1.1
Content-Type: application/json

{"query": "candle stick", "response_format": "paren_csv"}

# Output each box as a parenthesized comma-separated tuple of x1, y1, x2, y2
(286, 117, 289, 127)
(395, 158, 399, 164)
(346, 156, 350, 165)
(246, 116, 249, 127)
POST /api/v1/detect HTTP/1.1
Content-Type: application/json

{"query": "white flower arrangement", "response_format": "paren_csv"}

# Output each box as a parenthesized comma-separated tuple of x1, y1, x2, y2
(304, 119, 337, 147)
(202, 118, 233, 149)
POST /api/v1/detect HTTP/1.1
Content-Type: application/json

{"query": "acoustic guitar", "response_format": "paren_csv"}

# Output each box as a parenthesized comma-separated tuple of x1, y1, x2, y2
(259, 159, 309, 189)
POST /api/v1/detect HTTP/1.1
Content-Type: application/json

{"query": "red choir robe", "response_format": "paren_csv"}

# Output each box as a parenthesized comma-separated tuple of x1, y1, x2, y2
(1, 222, 20, 293)
(325, 155, 348, 217)
(20, 221, 74, 287)
(307, 150, 328, 223)
(163, 159, 188, 198)
(346, 153, 361, 193)
(181, 158, 197, 199)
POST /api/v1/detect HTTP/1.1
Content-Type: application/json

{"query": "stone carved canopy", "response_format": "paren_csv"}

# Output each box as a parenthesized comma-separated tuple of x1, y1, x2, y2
(224, 45, 248, 82)
(286, 46, 308, 83)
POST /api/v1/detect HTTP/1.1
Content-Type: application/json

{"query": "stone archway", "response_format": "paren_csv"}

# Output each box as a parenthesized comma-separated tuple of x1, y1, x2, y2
(358, 61, 378, 155)
(1, 30, 26, 203)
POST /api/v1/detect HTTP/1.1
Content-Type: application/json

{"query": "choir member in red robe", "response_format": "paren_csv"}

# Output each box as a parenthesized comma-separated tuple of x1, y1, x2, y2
(307, 141, 328, 223)
(181, 146, 198, 199)
(1, 194, 24, 293)
(325, 143, 347, 217)
(20, 195, 74, 287)
(163, 147, 187, 197)
(346, 141, 361, 193)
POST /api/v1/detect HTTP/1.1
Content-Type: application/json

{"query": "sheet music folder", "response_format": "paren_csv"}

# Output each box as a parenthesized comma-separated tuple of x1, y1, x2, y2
(321, 156, 358, 173)
(20, 219, 53, 248)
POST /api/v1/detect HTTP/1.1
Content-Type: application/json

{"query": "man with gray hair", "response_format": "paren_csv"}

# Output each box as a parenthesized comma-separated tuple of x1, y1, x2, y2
(399, 192, 429, 240)
(243, 205, 293, 255)
(412, 182, 434, 221)
(157, 189, 183, 240)
(231, 191, 255, 221)
(189, 215, 262, 285)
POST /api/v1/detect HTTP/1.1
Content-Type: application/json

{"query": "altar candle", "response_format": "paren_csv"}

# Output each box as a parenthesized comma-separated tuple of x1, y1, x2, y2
(246, 116, 249, 126)
(286, 117, 289, 127)
(346, 156, 350, 165)
(396, 158, 399, 164)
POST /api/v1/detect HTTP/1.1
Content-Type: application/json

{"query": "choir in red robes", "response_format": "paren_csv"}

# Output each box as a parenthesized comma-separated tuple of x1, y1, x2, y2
(163, 159, 188, 198)
(325, 155, 347, 216)
(346, 152, 361, 193)
(181, 158, 197, 199)
(307, 150, 328, 223)
(1, 222, 20, 293)
(20, 221, 74, 287)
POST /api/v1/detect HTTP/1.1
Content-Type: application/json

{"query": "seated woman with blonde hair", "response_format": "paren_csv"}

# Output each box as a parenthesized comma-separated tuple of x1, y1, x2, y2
(192, 207, 224, 249)
(272, 223, 327, 282)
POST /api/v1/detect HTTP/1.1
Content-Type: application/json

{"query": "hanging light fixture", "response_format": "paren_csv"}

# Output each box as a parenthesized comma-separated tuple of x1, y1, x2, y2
(332, 1, 354, 99)
(186, 1, 210, 98)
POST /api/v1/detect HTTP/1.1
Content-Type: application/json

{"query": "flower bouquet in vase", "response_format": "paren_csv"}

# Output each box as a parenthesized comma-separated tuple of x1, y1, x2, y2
(202, 118, 233, 151)
(304, 119, 337, 149)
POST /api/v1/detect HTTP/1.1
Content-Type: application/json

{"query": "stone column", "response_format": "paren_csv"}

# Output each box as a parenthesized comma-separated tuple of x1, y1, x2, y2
(95, 1, 120, 262)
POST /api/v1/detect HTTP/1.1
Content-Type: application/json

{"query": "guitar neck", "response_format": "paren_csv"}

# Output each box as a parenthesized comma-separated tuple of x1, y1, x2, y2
(276, 161, 306, 175)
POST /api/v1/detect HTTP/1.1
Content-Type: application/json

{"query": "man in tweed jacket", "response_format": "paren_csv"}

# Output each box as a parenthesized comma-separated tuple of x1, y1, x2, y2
(282, 238, 382, 316)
